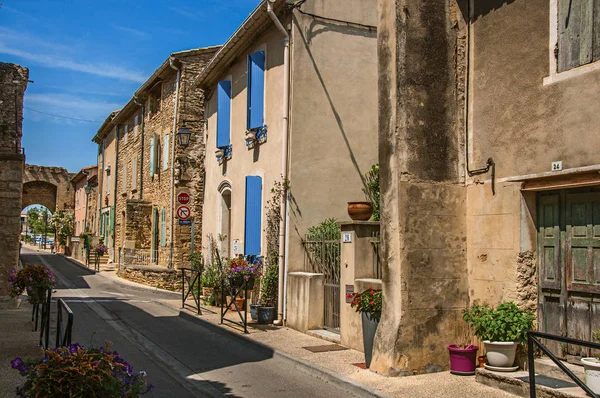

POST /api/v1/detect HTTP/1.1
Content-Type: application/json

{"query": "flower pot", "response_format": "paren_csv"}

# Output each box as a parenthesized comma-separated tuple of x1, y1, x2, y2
(484, 341, 517, 368)
(234, 297, 245, 311)
(581, 357, 600, 394)
(447, 345, 479, 375)
(257, 306, 276, 324)
(361, 312, 380, 368)
(348, 201, 373, 221)
(478, 355, 487, 368)
(250, 304, 260, 321)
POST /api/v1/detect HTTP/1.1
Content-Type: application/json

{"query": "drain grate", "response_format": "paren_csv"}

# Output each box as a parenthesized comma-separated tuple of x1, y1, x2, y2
(516, 375, 578, 389)
(302, 344, 348, 353)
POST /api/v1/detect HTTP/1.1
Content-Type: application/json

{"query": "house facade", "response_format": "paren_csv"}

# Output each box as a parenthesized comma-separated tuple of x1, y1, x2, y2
(197, 0, 377, 332)
(94, 47, 218, 269)
(70, 165, 97, 261)
(93, 112, 119, 262)
(373, 0, 600, 375)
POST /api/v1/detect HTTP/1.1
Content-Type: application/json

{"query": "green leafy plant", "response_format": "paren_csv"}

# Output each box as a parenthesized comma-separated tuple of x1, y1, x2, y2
(264, 177, 289, 268)
(188, 252, 204, 271)
(11, 343, 152, 397)
(260, 265, 278, 307)
(463, 302, 534, 343)
(8, 264, 56, 304)
(201, 263, 220, 288)
(304, 218, 341, 274)
(362, 163, 380, 221)
(50, 210, 74, 247)
(349, 287, 382, 321)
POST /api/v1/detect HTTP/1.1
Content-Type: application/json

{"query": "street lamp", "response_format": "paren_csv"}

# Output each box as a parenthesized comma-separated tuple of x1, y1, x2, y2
(176, 127, 191, 149)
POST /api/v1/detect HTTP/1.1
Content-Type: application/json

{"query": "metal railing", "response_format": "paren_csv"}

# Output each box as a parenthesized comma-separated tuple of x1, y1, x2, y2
(527, 330, 600, 398)
(55, 298, 73, 347)
(181, 268, 202, 315)
(39, 289, 52, 349)
(120, 248, 171, 268)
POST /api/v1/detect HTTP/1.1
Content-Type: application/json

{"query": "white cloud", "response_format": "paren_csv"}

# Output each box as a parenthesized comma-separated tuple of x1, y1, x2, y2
(0, 44, 146, 83)
(112, 24, 149, 39)
(25, 93, 122, 125)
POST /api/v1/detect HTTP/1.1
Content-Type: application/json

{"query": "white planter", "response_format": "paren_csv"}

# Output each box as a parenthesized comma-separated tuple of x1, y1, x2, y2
(581, 357, 600, 394)
(484, 341, 517, 368)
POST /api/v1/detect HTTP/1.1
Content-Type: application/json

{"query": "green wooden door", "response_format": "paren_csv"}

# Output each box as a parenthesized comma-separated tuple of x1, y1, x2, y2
(538, 189, 600, 358)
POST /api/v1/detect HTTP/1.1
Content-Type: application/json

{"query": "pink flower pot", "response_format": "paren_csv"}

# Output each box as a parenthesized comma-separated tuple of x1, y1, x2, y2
(448, 344, 478, 375)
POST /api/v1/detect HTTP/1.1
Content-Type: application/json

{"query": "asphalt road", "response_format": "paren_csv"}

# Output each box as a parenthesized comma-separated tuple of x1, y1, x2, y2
(21, 248, 363, 398)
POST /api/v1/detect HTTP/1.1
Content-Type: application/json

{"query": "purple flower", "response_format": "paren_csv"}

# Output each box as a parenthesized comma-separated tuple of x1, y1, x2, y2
(10, 269, 16, 275)
(28, 277, 33, 281)
(27, 287, 32, 291)
(11, 358, 23, 369)
(8, 276, 15, 282)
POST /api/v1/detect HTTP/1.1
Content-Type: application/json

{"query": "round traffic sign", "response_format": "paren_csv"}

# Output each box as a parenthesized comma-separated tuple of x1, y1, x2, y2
(176, 205, 191, 220)
(177, 192, 190, 205)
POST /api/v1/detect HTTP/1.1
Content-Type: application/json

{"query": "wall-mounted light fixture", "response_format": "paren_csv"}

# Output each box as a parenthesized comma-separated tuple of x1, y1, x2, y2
(176, 127, 191, 149)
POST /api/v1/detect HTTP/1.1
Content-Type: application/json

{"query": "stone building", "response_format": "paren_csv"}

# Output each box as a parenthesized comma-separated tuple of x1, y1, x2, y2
(197, 0, 377, 333)
(93, 47, 219, 268)
(0, 63, 28, 308)
(372, 0, 600, 375)
(70, 165, 97, 261)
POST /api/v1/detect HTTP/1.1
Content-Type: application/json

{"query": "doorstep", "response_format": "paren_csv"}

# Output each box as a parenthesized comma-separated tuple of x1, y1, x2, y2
(476, 368, 587, 397)
(307, 329, 341, 344)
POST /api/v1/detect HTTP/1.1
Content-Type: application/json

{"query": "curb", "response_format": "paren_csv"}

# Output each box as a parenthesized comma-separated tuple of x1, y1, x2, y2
(176, 311, 390, 398)
(58, 254, 180, 298)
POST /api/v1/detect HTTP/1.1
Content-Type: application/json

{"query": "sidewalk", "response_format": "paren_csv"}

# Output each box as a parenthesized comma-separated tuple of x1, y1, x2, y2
(0, 299, 43, 398)
(55, 250, 516, 398)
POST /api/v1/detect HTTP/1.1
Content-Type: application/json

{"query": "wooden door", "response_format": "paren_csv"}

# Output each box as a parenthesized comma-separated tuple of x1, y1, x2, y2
(538, 189, 600, 358)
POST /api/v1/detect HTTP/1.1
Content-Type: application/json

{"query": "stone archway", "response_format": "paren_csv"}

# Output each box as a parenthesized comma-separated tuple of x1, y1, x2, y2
(22, 165, 75, 212)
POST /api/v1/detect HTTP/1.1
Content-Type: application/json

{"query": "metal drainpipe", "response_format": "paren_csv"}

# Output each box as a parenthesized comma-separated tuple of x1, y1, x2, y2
(133, 96, 145, 200)
(267, 0, 290, 326)
(168, 57, 181, 269)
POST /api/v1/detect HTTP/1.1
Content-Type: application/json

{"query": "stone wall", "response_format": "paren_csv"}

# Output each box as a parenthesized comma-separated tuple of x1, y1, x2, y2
(125, 200, 152, 248)
(23, 165, 74, 212)
(0, 63, 28, 308)
(372, 0, 468, 375)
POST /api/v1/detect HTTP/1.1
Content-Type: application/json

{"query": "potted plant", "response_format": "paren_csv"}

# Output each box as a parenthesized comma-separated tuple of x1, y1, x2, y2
(581, 330, 600, 394)
(95, 244, 108, 257)
(349, 286, 382, 368)
(447, 322, 478, 375)
(361, 163, 380, 221)
(225, 255, 263, 290)
(8, 264, 56, 304)
(258, 265, 278, 324)
(463, 302, 534, 369)
(201, 262, 219, 299)
(11, 343, 152, 397)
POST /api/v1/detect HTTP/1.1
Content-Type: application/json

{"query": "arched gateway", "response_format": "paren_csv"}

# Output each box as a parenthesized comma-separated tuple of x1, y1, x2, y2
(23, 165, 75, 212)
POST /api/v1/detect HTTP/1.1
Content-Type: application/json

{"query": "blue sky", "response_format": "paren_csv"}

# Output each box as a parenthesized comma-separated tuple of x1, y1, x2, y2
(0, 0, 259, 173)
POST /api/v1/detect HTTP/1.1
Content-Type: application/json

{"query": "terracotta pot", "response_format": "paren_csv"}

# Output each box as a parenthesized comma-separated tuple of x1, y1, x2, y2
(478, 355, 486, 368)
(234, 297, 245, 311)
(347, 201, 373, 221)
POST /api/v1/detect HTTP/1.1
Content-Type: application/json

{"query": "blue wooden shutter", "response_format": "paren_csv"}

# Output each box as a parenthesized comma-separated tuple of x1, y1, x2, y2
(247, 51, 265, 129)
(149, 136, 155, 177)
(244, 176, 262, 255)
(160, 208, 166, 247)
(217, 80, 231, 148)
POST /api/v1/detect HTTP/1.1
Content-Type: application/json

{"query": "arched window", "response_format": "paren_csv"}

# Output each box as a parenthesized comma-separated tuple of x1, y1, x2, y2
(218, 181, 232, 258)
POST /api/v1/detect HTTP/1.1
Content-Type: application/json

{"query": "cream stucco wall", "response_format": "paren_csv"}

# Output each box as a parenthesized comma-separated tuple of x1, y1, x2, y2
(97, 127, 117, 260)
(203, 26, 286, 258)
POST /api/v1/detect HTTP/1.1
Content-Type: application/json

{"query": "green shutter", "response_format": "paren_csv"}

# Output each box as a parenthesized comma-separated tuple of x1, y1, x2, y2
(163, 135, 169, 171)
(149, 136, 155, 177)
(110, 206, 115, 234)
(160, 208, 167, 247)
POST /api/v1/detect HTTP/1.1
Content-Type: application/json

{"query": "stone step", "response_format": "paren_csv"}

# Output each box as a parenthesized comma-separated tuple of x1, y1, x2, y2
(476, 368, 587, 398)
(534, 357, 585, 383)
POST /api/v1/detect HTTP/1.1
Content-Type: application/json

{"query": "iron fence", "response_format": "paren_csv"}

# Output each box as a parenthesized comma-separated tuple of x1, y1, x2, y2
(369, 231, 383, 279)
(56, 298, 73, 348)
(302, 230, 341, 333)
(181, 268, 202, 315)
(120, 248, 172, 268)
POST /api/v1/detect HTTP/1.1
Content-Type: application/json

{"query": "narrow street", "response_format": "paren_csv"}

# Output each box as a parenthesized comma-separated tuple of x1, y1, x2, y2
(21, 247, 363, 398)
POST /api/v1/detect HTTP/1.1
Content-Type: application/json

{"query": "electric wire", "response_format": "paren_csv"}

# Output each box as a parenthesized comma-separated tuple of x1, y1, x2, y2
(24, 107, 101, 123)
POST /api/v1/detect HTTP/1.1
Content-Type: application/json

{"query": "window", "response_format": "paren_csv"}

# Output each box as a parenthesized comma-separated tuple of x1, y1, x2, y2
(149, 135, 158, 177)
(247, 51, 265, 130)
(106, 170, 111, 195)
(131, 157, 137, 191)
(134, 115, 139, 136)
(148, 83, 162, 117)
(163, 134, 169, 171)
(557, 1, 600, 72)
(244, 175, 262, 255)
(216, 80, 231, 148)
(122, 163, 127, 193)
(124, 124, 129, 144)
(160, 208, 167, 247)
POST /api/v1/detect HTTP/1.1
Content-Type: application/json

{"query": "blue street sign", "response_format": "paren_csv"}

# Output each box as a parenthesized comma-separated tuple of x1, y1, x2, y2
(179, 220, 192, 226)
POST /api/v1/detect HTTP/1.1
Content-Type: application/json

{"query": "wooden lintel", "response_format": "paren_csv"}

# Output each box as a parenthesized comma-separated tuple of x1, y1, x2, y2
(521, 172, 600, 191)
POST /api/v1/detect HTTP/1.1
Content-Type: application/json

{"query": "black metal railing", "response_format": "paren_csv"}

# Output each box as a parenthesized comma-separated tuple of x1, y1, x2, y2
(55, 298, 73, 347)
(181, 268, 202, 315)
(527, 330, 600, 398)
(39, 289, 52, 349)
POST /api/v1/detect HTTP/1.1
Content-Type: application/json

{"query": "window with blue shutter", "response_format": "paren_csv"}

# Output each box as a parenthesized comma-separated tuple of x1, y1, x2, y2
(160, 208, 166, 247)
(217, 80, 231, 148)
(247, 51, 265, 130)
(244, 176, 262, 255)
(149, 136, 155, 177)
